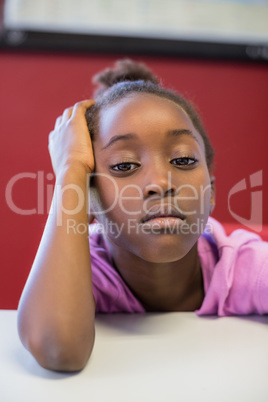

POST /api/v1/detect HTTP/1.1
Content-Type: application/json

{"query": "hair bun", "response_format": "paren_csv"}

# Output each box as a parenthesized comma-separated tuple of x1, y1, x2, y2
(93, 59, 159, 98)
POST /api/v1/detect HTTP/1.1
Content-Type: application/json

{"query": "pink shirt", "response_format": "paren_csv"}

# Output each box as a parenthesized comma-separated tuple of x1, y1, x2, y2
(89, 217, 268, 316)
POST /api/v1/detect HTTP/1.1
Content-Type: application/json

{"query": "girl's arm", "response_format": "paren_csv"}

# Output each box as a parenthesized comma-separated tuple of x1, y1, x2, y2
(17, 101, 96, 372)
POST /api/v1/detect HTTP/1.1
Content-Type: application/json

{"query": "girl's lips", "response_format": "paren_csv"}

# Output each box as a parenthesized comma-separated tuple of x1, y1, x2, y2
(141, 216, 185, 231)
(141, 204, 186, 224)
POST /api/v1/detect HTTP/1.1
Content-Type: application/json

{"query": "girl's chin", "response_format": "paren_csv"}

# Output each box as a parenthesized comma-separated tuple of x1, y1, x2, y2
(135, 250, 191, 264)
(132, 237, 198, 263)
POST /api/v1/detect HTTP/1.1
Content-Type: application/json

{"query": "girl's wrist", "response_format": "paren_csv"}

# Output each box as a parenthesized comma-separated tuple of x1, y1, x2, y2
(56, 162, 92, 186)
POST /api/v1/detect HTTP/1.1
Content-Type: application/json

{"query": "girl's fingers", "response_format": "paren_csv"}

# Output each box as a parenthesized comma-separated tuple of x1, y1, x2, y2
(72, 100, 95, 118)
(62, 107, 73, 122)
(53, 100, 95, 130)
(54, 106, 72, 128)
(54, 116, 62, 129)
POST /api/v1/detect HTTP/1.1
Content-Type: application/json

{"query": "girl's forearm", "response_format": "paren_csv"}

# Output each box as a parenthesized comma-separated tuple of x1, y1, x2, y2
(17, 163, 95, 372)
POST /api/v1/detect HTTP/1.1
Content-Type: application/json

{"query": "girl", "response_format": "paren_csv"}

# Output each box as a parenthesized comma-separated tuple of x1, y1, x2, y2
(17, 59, 268, 372)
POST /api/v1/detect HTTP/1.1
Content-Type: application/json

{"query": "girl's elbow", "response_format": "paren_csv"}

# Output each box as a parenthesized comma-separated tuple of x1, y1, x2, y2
(24, 330, 95, 372)
(17, 308, 95, 372)
(35, 346, 92, 372)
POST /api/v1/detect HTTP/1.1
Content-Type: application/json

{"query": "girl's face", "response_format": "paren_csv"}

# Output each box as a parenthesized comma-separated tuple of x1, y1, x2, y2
(90, 93, 214, 263)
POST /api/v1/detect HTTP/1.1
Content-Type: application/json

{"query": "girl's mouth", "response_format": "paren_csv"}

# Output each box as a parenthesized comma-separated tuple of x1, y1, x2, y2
(141, 204, 186, 229)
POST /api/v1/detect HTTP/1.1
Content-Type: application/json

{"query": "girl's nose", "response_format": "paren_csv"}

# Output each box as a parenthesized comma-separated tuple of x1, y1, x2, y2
(143, 171, 177, 199)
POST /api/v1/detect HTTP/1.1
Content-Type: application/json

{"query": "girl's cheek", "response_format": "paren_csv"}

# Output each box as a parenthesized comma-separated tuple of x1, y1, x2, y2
(176, 183, 211, 219)
(93, 175, 118, 202)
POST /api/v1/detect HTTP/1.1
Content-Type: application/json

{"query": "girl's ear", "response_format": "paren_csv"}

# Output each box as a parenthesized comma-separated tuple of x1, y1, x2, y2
(209, 176, 216, 214)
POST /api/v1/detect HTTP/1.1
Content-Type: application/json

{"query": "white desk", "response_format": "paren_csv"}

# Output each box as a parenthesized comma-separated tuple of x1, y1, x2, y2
(1, 310, 268, 402)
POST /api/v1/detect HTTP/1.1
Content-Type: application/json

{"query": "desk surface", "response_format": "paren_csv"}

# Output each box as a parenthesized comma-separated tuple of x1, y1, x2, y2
(1, 310, 268, 402)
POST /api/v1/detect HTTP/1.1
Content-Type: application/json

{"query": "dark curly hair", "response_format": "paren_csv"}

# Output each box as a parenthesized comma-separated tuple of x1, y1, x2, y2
(86, 59, 214, 171)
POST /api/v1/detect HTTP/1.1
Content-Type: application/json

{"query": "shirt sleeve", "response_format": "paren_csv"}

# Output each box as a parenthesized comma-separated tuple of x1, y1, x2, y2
(196, 225, 268, 316)
(224, 240, 268, 315)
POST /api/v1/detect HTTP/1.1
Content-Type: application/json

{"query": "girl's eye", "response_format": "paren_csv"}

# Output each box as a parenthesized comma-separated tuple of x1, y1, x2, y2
(170, 157, 197, 167)
(111, 162, 139, 172)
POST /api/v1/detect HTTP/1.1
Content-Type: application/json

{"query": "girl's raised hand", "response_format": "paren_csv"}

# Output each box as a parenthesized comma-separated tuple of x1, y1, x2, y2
(48, 100, 95, 176)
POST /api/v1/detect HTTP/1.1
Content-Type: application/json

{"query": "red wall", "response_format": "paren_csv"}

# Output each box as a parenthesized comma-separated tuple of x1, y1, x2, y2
(1, 51, 268, 309)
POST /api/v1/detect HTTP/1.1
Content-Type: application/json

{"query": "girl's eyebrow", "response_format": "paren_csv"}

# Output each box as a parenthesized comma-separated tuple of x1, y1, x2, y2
(167, 129, 201, 146)
(101, 128, 201, 150)
(102, 133, 137, 150)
